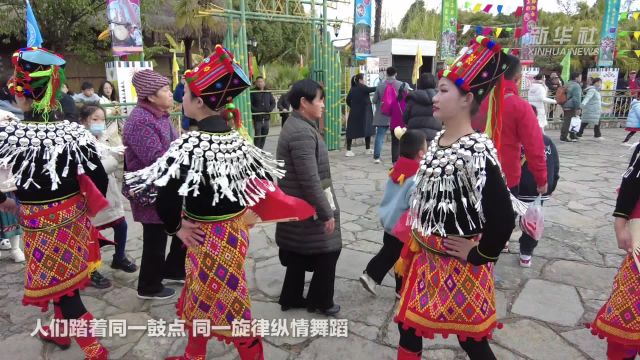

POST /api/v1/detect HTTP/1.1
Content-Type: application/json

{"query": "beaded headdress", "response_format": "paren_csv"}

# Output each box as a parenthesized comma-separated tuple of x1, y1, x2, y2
(438, 36, 509, 150)
(8, 47, 66, 119)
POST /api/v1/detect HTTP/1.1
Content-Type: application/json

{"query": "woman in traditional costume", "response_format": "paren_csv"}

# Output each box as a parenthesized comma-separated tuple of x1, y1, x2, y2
(589, 143, 640, 360)
(124, 46, 313, 360)
(5, 47, 109, 359)
(394, 36, 518, 360)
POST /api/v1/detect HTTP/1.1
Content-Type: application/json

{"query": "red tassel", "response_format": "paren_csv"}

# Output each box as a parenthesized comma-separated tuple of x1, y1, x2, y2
(490, 76, 505, 156)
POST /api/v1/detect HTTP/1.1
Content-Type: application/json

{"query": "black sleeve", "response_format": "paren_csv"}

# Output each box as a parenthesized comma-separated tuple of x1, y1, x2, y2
(156, 176, 184, 234)
(346, 89, 353, 107)
(0, 192, 7, 203)
(250, 92, 258, 113)
(467, 161, 516, 265)
(403, 99, 412, 125)
(277, 95, 286, 111)
(270, 93, 276, 111)
(83, 145, 108, 196)
(551, 141, 560, 192)
(614, 144, 640, 219)
(367, 86, 377, 93)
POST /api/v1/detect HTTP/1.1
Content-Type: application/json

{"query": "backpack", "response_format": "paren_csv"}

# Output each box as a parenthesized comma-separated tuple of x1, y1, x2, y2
(380, 81, 398, 116)
(555, 86, 568, 105)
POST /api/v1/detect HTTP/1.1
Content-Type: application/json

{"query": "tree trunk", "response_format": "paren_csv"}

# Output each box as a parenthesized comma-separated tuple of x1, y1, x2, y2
(374, 0, 382, 43)
(184, 38, 194, 69)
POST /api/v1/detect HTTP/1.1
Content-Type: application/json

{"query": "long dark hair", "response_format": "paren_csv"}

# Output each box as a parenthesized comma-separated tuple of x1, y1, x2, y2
(79, 105, 106, 124)
(98, 81, 117, 101)
(351, 74, 364, 88)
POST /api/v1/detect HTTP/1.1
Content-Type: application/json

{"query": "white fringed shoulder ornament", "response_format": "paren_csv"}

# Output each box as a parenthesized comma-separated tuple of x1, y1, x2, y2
(123, 130, 285, 207)
(0, 120, 100, 191)
(409, 131, 527, 237)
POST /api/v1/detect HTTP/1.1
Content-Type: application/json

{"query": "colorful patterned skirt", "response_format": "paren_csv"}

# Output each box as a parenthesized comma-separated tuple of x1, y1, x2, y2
(20, 194, 98, 310)
(176, 211, 252, 341)
(590, 255, 640, 348)
(394, 232, 499, 341)
(0, 192, 22, 238)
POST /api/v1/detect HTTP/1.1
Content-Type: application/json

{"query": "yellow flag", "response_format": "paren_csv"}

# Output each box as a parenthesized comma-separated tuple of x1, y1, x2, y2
(635, 50, 640, 58)
(172, 52, 180, 90)
(412, 44, 423, 85)
(496, 28, 503, 38)
(635, 31, 640, 41)
(473, 3, 481, 12)
(634, 12, 640, 20)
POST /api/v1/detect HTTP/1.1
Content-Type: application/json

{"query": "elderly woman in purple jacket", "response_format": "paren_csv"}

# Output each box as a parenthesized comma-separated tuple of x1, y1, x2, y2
(123, 70, 185, 300)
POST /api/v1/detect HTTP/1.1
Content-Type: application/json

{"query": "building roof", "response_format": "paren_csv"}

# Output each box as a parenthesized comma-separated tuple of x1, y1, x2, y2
(370, 38, 438, 57)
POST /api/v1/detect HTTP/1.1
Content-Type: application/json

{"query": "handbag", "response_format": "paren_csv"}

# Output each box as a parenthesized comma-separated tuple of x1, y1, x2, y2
(121, 159, 157, 207)
(569, 116, 582, 133)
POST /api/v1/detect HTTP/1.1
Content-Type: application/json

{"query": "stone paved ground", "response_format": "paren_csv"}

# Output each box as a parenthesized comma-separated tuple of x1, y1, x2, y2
(0, 128, 634, 359)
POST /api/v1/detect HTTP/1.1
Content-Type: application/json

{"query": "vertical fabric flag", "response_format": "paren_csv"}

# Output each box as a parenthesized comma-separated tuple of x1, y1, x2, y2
(25, 0, 43, 47)
(353, 0, 372, 59)
(106, 0, 143, 56)
(171, 52, 179, 90)
(520, 0, 539, 63)
(598, 0, 622, 67)
(412, 45, 423, 85)
(560, 52, 571, 83)
(440, 0, 458, 61)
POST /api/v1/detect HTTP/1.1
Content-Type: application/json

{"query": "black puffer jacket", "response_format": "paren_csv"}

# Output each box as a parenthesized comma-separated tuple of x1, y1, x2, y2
(275, 111, 342, 255)
(403, 89, 441, 141)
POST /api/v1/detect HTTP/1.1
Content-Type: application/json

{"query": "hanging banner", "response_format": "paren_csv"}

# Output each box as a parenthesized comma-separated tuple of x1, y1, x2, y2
(354, 0, 372, 59)
(587, 68, 619, 114)
(520, 0, 539, 63)
(107, 0, 143, 55)
(598, 0, 622, 67)
(520, 66, 540, 92)
(440, 0, 458, 61)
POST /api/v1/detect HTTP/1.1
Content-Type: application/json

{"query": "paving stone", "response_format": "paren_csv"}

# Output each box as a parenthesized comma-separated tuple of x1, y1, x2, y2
(494, 254, 546, 290)
(334, 278, 396, 328)
(251, 300, 320, 346)
(423, 349, 457, 359)
(345, 240, 384, 254)
(545, 207, 605, 229)
(102, 312, 152, 350)
(297, 336, 396, 359)
(511, 279, 583, 326)
(604, 253, 625, 268)
(349, 320, 379, 341)
(336, 248, 373, 281)
(491, 344, 522, 360)
(542, 260, 617, 292)
(255, 263, 286, 298)
(494, 319, 586, 360)
(102, 286, 149, 313)
(338, 197, 370, 216)
(561, 328, 608, 360)
(342, 222, 363, 232)
(0, 332, 44, 360)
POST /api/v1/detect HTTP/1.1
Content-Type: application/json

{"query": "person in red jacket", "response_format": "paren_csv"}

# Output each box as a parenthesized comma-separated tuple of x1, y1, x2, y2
(472, 55, 548, 250)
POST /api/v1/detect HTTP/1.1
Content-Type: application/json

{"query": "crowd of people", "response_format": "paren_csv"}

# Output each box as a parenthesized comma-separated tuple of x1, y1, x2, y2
(1, 33, 640, 360)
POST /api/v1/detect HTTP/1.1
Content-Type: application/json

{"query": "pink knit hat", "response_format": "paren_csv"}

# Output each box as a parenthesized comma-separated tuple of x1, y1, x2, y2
(132, 69, 170, 99)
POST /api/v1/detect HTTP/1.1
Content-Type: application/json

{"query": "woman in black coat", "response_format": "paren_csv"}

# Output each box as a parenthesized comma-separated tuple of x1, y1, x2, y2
(403, 73, 441, 142)
(345, 74, 376, 157)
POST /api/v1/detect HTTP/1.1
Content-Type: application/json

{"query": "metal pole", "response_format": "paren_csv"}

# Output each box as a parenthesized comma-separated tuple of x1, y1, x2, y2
(238, 0, 254, 137)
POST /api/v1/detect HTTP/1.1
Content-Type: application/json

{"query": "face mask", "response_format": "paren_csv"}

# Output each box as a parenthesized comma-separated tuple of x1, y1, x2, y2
(90, 123, 106, 135)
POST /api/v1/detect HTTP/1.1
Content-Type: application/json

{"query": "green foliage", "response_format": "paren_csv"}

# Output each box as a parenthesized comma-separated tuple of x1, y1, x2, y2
(0, 0, 166, 63)
(382, 1, 440, 40)
(245, 14, 309, 64)
(262, 62, 307, 90)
